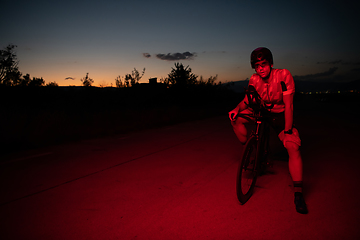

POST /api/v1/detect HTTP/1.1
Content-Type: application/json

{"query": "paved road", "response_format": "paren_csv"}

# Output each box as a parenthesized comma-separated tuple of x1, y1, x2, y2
(1, 101, 359, 239)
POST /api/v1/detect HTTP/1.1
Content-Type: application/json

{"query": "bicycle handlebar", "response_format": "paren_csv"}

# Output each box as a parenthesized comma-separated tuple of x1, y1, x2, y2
(231, 86, 274, 121)
(245, 85, 274, 111)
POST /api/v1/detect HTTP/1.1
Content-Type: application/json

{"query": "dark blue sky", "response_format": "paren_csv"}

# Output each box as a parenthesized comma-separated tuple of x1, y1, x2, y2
(1, 0, 359, 86)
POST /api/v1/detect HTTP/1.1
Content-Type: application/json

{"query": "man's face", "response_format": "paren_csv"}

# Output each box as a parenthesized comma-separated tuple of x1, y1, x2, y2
(254, 60, 272, 79)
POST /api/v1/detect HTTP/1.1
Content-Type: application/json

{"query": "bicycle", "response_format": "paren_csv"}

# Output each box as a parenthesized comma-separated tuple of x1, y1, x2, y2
(234, 86, 274, 204)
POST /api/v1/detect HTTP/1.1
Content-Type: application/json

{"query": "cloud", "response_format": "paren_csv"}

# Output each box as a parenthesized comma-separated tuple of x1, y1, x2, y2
(156, 52, 196, 61)
(143, 53, 151, 58)
(294, 67, 338, 81)
(65, 77, 75, 80)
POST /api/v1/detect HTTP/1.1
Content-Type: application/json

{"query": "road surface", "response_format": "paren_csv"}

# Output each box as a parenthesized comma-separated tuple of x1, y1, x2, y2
(1, 101, 359, 239)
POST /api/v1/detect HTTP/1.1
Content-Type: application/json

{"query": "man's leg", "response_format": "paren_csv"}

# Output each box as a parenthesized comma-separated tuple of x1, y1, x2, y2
(231, 118, 248, 144)
(285, 142, 308, 214)
(231, 109, 252, 144)
(287, 142, 303, 182)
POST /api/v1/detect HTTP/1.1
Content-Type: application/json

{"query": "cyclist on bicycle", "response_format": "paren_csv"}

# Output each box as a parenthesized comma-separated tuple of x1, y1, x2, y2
(228, 47, 308, 214)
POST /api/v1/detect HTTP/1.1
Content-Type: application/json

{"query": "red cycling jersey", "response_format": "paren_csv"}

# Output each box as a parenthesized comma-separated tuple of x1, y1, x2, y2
(248, 68, 295, 113)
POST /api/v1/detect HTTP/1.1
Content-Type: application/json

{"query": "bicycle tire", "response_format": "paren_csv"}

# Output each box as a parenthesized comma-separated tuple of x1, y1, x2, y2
(236, 135, 259, 204)
(258, 122, 270, 175)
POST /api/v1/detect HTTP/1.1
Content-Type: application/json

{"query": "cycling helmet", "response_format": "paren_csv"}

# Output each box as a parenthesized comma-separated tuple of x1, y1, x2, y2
(250, 47, 273, 69)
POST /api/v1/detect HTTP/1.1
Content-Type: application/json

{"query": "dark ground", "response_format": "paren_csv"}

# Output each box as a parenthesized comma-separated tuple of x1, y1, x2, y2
(0, 93, 360, 239)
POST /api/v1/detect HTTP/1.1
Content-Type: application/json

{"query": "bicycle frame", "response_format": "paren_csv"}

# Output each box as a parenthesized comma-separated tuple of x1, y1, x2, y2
(242, 86, 272, 167)
(235, 109, 272, 204)
(238, 110, 270, 172)
(256, 115, 271, 171)
(235, 86, 273, 204)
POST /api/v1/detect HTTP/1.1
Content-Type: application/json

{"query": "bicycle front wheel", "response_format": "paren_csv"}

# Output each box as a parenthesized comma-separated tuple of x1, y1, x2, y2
(236, 136, 259, 204)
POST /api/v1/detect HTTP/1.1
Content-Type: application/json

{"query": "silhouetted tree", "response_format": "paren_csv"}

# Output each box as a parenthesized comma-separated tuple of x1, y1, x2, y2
(202, 75, 218, 86)
(197, 75, 218, 86)
(167, 63, 198, 87)
(126, 68, 145, 87)
(46, 81, 59, 87)
(159, 77, 170, 86)
(81, 73, 94, 87)
(17, 73, 45, 87)
(28, 77, 45, 87)
(19, 73, 31, 87)
(124, 76, 130, 87)
(115, 68, 145, 87)
(0, 44, 22, 86)
(115, 76, 125, 88)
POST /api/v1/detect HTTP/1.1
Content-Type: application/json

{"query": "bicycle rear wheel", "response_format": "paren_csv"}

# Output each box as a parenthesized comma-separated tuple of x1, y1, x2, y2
(236, 136, 259, 204)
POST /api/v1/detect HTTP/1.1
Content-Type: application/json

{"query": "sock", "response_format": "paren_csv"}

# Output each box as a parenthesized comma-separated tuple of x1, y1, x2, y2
(293, 181, 303, 193)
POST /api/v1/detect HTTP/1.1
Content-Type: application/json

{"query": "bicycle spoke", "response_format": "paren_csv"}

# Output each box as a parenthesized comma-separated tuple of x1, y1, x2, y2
(236, 136, 259, 204)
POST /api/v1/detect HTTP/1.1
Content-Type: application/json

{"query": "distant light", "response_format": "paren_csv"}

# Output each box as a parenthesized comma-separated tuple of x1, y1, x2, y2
(338, 91, 341, 94)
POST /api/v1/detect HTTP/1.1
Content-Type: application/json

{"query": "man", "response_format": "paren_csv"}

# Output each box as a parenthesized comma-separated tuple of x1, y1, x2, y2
(228, 47, 308, 214)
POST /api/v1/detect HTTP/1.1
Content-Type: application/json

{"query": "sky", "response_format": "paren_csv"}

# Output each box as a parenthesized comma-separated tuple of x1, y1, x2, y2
(1, 0, 360, 86)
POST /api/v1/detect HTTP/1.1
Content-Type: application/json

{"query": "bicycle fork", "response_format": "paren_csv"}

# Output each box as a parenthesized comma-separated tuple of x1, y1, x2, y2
(255, 120, 272, 173)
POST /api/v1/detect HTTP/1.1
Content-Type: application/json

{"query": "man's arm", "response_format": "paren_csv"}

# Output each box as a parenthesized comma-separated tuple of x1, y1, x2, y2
(283, 92, 294, 131)
(236, 95, 249, 112)
(281, 69, 295, 132)
(228, 95, 249, 121)
(229, 77, 255, 121)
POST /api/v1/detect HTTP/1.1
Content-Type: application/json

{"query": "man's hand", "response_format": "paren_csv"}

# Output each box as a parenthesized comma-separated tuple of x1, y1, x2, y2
(229, 98, 248, 121)
(228, 109, 238, 121)
(279, 128, 301, 148)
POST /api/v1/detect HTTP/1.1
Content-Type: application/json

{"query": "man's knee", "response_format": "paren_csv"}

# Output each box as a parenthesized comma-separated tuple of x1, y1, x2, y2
(285, 141, 300, 152)
(279, 128, 301, 150)
(232, 119, 245, 130)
